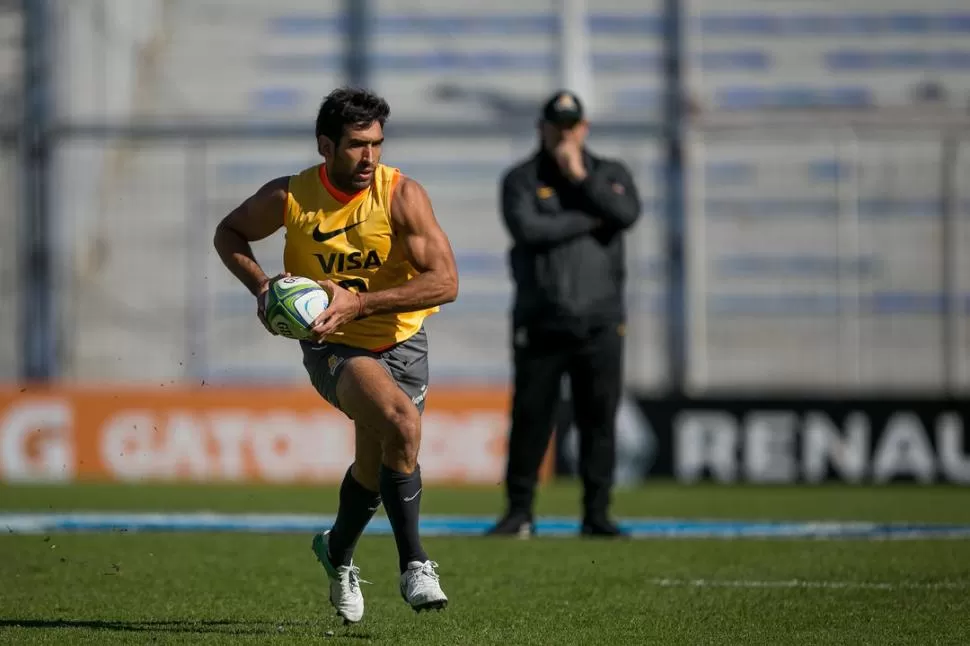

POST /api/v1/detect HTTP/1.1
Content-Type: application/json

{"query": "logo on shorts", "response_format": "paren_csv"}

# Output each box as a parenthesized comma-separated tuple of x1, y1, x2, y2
(411, 384, 428, 407)
(328, 355, 344, 376)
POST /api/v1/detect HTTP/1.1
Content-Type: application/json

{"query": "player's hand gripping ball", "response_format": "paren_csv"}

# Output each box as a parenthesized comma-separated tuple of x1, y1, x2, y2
(262, 276, 330, 340)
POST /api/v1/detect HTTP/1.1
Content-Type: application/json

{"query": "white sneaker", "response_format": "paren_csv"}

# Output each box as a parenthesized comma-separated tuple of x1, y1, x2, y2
(311, 532, 367, 624)
(400, 560, 448, 612)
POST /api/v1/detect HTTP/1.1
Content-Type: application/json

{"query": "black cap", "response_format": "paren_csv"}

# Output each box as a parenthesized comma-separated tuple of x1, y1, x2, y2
(541, 90, 584, 126)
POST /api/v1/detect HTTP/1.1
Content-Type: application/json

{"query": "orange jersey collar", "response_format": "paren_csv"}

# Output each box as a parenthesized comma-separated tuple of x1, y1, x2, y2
(319, 164, 366, 204)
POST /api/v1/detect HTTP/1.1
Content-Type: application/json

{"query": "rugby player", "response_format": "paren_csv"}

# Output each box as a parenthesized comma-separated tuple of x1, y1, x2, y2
(214, 87, 458, 624)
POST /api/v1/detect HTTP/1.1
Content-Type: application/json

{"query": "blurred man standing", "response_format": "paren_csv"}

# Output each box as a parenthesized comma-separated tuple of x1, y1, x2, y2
(487, 90, 641, 538)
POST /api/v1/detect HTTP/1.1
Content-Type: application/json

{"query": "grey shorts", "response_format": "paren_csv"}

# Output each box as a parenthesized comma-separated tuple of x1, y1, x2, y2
(300, 327, 429, 417)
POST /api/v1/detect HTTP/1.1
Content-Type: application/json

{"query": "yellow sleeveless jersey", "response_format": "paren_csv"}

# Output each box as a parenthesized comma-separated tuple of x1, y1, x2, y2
(282, 163, 438, 350)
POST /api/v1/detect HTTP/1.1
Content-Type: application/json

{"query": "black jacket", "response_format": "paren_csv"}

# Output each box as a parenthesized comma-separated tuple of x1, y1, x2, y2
(500, 148, 641, 334)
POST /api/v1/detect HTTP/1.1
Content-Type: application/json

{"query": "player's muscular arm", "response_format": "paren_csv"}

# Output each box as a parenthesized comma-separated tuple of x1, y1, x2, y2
(309, 177, 459, 340)
(361, 176, 459, 316)
(213, 176, 289, 297)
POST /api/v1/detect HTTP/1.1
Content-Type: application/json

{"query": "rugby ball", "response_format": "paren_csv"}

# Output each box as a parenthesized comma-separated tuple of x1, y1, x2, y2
(263, 276, 330, 340)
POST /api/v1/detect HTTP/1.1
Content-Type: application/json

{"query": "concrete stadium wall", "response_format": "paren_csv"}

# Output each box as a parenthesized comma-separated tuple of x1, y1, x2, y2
(0, 4, 20, 380)
(39, 0, 970, 392)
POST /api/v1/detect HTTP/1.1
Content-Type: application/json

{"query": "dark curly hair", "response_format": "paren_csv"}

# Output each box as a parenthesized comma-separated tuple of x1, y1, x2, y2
(315, 87, 390, 146)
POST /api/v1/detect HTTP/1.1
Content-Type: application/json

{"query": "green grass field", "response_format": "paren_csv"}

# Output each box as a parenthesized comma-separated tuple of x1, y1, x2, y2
(2, 482, 969, 645)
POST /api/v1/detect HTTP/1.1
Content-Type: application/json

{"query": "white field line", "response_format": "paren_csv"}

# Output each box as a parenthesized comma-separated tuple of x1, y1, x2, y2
(649, 578, 969, 591)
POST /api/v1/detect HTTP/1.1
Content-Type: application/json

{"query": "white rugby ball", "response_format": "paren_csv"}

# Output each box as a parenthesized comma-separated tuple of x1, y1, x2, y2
(264, 276, 331, 340)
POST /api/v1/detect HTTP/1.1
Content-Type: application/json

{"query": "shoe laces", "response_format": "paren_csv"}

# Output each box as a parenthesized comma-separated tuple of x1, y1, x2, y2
(340, 564, 371, 593)
(416, 561, 440, 582)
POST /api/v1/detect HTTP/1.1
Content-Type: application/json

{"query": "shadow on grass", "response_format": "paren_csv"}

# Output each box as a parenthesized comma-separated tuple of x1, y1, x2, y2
(0, 618, 373, 638)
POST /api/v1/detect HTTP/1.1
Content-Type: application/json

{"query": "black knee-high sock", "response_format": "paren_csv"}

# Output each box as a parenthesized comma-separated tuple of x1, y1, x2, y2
(379, 464, 429, 573)
(327, 467, 382, 567)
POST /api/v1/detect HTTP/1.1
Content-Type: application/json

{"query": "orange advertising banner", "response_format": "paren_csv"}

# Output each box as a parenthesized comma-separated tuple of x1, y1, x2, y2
(0, 385, 553, 485)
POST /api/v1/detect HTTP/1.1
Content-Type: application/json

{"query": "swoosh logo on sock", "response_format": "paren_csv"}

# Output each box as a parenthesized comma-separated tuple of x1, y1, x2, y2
(403, 489, 422, 503)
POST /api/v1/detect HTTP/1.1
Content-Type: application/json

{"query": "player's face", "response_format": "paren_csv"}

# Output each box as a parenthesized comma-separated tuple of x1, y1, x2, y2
(540, 119, 589, 153)
(322, 121, 384, 192)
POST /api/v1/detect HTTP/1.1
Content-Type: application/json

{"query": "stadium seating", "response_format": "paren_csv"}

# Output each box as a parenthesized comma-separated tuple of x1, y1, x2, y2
(0, 2, 20, 380)
(12, 0, 970, 390)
